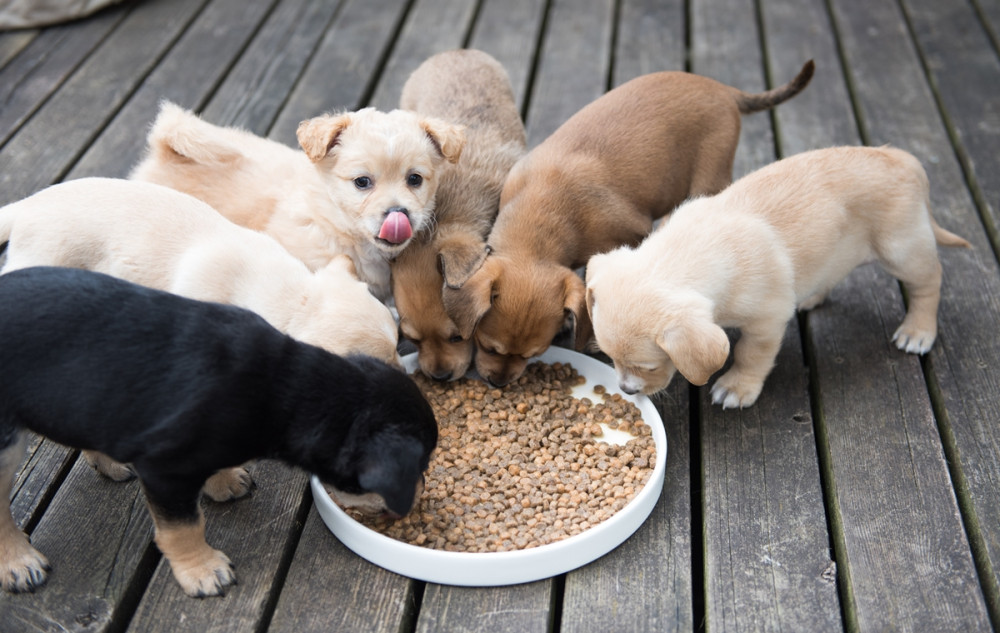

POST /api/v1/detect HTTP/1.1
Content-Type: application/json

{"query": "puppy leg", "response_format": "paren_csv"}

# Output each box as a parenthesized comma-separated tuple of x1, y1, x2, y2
(201, 467, 253, 502)
(140, 474, 236, 597)
(710, 319, 788, 409)
(0, 432, 51, 593)
(883, 245, 943, 354)
(82, 450, 135, 482)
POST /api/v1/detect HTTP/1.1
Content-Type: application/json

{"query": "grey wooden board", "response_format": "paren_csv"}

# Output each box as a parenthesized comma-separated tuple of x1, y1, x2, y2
(0, 8, 125, 146)
(267, 0, 411, 146)
(0, 29, 38, 71)
(701, 322, 841, 632)
(266, 505, 418, 633)
(466, 0, 547, 113)
(416, 583, 553, 633)
(67, 0, 279, 180)
(828, 0, 999, 628)
(125, 463, 310, 633)
(0, 457, 156, 633)
(367, 0, 479, 112)
(521, 0, 615, 145)
(0, 0, 209, 206)
(200, 0, 343, 135)
(10, 437, 75, 532)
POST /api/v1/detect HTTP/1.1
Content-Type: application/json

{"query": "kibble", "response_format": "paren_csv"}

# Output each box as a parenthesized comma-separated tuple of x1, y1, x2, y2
(338, 361, 656, 553)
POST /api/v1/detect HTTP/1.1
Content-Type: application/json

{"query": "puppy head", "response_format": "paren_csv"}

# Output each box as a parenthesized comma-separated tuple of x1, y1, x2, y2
(443, 254, 589, 387)
(392, 237, 490, 381)
(296, 108, 465, 258)
(313, 355, 437, 517)
(586, 250, 730, 395)
(291, 255, 401, 367)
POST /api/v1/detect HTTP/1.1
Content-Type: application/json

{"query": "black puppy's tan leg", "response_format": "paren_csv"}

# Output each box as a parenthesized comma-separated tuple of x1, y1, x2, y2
(202, 466, 253, 502)
(0, 433, 51, 592)
(82, 450, 135, 482)
(147, 504, 235, 598)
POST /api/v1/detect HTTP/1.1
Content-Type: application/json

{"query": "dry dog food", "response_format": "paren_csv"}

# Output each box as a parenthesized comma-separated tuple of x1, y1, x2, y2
(339, 361, 656, 553)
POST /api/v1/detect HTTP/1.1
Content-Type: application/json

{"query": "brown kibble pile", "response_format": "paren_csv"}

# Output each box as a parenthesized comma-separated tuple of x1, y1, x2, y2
(342, 361, 656, 552)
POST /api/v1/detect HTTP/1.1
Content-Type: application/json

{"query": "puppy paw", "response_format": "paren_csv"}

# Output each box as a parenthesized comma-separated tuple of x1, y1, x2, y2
(82, 450, 135, 482)
(710, 372, 764, 409)
(169, 548, 236, 598)
(202, 467, 253, 502)
(892, 325, 935, 355)
(0, 536, 51, 593)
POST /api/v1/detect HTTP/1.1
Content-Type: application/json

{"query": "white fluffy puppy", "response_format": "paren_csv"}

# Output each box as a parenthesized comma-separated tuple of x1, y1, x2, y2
(585, 146, 969, 408)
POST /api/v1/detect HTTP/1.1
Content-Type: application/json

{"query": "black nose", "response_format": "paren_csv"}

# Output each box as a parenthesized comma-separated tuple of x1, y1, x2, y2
(429, 369, 453, 381)
(621, 384, 639, 395)
(386, 206, 409, 216)
(487, 375, 511, 388)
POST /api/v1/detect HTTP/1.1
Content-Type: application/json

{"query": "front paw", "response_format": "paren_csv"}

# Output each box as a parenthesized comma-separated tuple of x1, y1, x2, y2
(169, 548, 236, 598)
(0, 536, 51, 593)
(710, 370, 764, 409)
(202, 467, 253, 502)
(83, 450, 135, 482)
(892, 324, 935, 354)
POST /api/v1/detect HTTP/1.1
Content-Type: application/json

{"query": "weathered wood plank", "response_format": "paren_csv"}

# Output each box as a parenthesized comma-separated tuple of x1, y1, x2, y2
(0, 0, 209, 206)
(0, 8, 125, 146)
(416, 583, 553, 633)
(522, 0, 615, 146)
(68, 0, 279, 180)
(125, 463, 310, 633)
(10, 437, 75, 532)
(701, 323, 841, 633)
(466, 0, 547, 113)
(266, 505, 419, 633)
(0, 28, 38, 71)
(0, 458, 157, 633)
(267, 0, 411, 146)
(200, 0, 343, 134)
(367, 0, 479, 111)
(613, 0, 687, 81)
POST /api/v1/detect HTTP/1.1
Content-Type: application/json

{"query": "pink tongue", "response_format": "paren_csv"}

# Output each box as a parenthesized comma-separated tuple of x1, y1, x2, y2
(378, 211, 412, 244)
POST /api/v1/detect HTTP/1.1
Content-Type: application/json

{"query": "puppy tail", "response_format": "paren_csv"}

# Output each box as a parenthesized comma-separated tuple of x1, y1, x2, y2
(735, 60, 815, 114)
(931, 219, 971, 249)
(141, 101, 244, 166)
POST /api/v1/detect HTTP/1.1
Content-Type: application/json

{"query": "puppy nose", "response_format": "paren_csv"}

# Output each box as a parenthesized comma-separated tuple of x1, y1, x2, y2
(487, 374, 511, 388)
(386, 205, 409, 216)
(620, 383, 640, 395)
(429, 369, 453, 381)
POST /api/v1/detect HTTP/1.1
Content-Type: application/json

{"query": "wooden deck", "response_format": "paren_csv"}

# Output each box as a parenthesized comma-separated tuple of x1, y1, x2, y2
(1, 0, 999, 631)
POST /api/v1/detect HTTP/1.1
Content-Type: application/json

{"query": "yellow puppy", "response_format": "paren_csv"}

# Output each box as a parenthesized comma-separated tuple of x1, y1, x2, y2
(586, 146, 970, 408)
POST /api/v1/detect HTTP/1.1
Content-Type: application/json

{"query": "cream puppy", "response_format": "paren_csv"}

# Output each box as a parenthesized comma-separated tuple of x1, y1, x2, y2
(585, 146, 970, 408)
(131, 102, 465, 300)
(444, 61, 815, 388)
(393, 49, 527, 381)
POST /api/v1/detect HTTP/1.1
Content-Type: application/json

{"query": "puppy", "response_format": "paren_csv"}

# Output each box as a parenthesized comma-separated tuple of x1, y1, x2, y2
(0, 178, 401, 494)
(443, 61, 815, 387)
(0, 267, 437, 596)
(585, 146, 970, 408)
(393, 49, 527, 381)
(130, 102, 465, 300)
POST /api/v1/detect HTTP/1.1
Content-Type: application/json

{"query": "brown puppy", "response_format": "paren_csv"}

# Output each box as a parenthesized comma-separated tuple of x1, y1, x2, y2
(131, 102, 465, 301)
(393, 49, 527, 381)
(444, 61, 815, 387)
(585, 146, 970, 408)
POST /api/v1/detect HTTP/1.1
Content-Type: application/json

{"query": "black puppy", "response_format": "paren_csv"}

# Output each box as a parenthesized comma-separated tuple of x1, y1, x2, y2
(0, 267, 437, 597)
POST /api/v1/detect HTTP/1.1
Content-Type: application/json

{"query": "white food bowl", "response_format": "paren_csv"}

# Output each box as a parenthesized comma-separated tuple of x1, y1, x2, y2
(311, 346, 667, 586)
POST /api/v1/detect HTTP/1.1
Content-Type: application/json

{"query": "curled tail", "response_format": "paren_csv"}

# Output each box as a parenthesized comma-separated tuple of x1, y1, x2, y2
(735, 60, 815, 114)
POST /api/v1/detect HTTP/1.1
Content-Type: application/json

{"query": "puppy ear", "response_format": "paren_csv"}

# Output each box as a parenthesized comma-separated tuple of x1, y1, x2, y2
(656, 314, 730, 386)
(442, 258, 497, 339)
(297, 113, 351, 162)
(438, 240, 491, 289)
(562, 270, 592, 351)
(420, 116, 465, 164)
(358, 438, 424, 517)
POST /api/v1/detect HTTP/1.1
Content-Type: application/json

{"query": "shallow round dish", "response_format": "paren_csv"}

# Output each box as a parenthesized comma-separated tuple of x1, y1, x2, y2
(311, 346, 667, 586)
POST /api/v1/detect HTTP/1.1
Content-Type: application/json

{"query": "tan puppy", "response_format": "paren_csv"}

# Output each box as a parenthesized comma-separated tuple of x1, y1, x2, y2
(586, 146, 970, 408)
(443, 61, 815, 387)
(0, 177, 402, 493)
(131, 102, 465, 301)
(393, 49, 527, 380)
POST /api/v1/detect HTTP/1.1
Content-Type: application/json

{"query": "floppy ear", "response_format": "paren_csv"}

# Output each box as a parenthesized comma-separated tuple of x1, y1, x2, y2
(297, 113, 351, 162)
(655, 314, 730, 386)
(420, 116, 465, 164)
(561, 270, 592, 351)
(441, 259, 497, 339)
(358, 438, 424, 517)
(438, 240, 491, 289)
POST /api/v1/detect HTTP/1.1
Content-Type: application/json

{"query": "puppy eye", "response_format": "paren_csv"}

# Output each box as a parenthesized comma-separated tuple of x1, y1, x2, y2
(407, 173, 423, 187)
(447, 335, 464, 344)
(353, 176, 373, 190)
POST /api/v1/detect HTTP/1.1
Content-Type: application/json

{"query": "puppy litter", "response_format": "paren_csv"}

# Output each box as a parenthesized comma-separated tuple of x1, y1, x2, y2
(337, 361, 656, 553)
